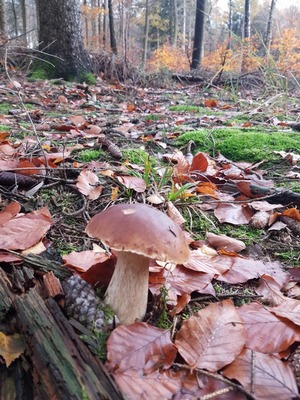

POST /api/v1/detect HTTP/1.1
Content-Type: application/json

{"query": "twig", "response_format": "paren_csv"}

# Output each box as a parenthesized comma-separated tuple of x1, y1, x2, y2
(172, 363, 256, 400)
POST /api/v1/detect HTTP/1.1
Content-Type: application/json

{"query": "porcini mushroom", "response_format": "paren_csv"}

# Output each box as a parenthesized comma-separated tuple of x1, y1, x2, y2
(85, 203, 190, 324)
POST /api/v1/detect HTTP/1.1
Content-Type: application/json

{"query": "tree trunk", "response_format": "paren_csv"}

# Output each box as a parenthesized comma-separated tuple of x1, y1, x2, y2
(182, 0, 186, 50)
(227, 0, 233, 49)
(241, 0, 251, 73)
(190, 0, 206, 70)
(103, 0, 109, 49)
(11, 0, 18, 36)
(0, 0, 5, 34)
(264, 0, 276, 53)
(36, 0, 92, 80)
(108, 0, 117, 54)
(20, 0, 27, 45)
(142, 0, 149, 69)
(244, 0, 251, 39)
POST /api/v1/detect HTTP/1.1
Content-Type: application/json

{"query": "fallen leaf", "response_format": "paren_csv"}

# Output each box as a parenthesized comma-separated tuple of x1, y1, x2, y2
(175, 299, 246, 372)
(116, 175, 146, 193)
(0, 202, 21, 226)
(0, 207, 52, 250)
(76, 169, 103, 200)
(214, 203, 254, 225)
(63, 250, 110, 272)
(0, 332, 26, 367)
(206, 232, 246, 252)
(223, 348, 298, 399)
(237, 302, 300, 353)
(106, 322, 177, 372)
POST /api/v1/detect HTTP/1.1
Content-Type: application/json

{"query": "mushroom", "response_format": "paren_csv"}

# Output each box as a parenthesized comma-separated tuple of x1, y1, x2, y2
(85, 203, 190, 324)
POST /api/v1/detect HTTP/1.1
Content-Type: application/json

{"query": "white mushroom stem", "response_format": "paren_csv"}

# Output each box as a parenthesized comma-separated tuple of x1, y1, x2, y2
(104, 251, 150, 325)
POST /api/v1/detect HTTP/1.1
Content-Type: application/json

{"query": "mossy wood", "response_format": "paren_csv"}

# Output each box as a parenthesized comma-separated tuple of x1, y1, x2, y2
(0, 271, 124, 400)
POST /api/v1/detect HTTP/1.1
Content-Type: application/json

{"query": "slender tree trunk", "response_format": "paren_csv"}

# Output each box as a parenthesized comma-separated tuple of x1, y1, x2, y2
(182, 0, 186, 50)
(36, 0, 92, 80)
(0, 0, 5, 34)
(264, 0, 276, 53)
(20, 0, 27, 45)
(190, 0, 206, 70)
(241, 0, 251, 73)
(11, 0, 18, 36)
(169, 0, 178, 47)
(91, 0, 97, 49)
(227, 0, 233, 49)
(108, 0, 117, 54)
(142, 0, 149, 70)
(244, 0, 251, 39)
(83, 0, 89, 48)
(103, 0, 108, 49)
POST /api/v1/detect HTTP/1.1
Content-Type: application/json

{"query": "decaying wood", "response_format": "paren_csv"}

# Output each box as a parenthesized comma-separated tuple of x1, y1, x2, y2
(0, 269, 124, 400)
(0, 269, 14, 321)
(43, 271, 64, 300)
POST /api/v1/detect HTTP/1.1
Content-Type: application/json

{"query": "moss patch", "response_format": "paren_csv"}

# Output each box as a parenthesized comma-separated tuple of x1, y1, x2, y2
(176, 128, 300, 162)
(169, 105, 224, 116)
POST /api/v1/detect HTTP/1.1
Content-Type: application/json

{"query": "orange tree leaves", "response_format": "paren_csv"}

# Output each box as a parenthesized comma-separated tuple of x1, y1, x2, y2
(175, 300, 246, 372)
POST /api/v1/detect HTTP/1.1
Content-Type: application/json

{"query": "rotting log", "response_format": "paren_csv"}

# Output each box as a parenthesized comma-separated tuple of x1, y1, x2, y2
(0, 268, 124, 400)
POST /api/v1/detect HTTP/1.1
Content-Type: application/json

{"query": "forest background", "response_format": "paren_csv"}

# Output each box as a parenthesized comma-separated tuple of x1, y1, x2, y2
(0, 0, 300, 79)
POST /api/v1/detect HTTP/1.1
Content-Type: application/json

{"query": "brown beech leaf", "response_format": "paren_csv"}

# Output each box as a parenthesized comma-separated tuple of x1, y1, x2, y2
(113, 367, 246, 400)
(184, 249, 233, 275)
(269, 298, 300, 326)
(218, 257, 290, 285)
(116, 175, 146, 193)
(214, 203, 254, 225)
(190, 152, 208, 172)
(150, 265, 215, 296)
(256, 275, 286, 306)
(236, 302, 300, 353)
(0, 207, 52, 250)
(76, 169, 102, 200)
(0, 332, 26, 367)
(175, 299, 246, 372)
(206, 232, 246, 253)
(106, 322, 177, 373)
(223, 348, 298, 400)
(62, 250, 110, 272)
(0, 202, 21, 226)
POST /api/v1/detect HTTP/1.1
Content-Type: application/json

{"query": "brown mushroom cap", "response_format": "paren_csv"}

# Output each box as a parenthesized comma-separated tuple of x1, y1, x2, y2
(85, 203, 190, 264)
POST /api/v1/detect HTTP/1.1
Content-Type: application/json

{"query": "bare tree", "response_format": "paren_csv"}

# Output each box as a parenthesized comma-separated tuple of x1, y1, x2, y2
(108, 0, 117, 54)
(244, 0, 251, 39)
(0, 0, 4, 34)
(36, 0, 92, 79)
(264, 0, 276, 53)
(191, 0, 206, 70)
(142, 0, 149, 69)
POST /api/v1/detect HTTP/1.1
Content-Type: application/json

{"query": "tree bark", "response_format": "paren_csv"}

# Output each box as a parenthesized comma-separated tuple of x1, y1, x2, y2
(190, 0, 206, 70)
(0, 0, 5, 34)
(108, 0, 117, 54)
(264, 0, 276, 53)
(244, 0, 251, 39)
(142, 0, 149, 69)
(36, 0, 92, 80)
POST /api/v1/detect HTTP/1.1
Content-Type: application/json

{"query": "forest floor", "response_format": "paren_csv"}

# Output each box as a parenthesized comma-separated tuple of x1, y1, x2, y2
(0, 70, 300, 399)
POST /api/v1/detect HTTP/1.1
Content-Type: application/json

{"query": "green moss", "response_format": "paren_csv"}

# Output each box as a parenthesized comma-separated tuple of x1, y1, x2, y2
(123, 148, 156, 166)
(0, 124, 11, 131)
(169, 105, 223, 116)
(28, 69, 48, 81)
(78, 149, 104, 162)
(0, 104, 11, 114)
(176, 128, 300, 162)
(79, 72, 96, 85)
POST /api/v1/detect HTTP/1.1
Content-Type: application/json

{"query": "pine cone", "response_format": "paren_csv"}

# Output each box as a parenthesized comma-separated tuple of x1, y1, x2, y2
(62, 276, 115, 331)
